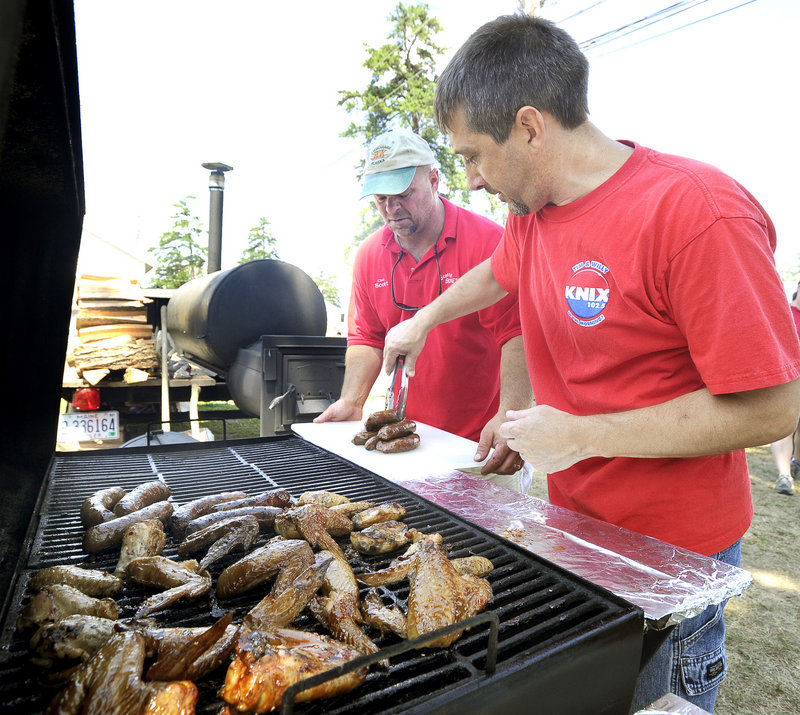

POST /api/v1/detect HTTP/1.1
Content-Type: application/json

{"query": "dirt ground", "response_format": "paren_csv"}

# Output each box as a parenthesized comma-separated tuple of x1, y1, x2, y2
(524, 445, 800, 714)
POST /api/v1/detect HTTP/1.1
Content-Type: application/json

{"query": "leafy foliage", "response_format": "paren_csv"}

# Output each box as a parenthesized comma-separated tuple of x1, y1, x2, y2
(239, 217, 280, 264)
(313, 272, 342, 308)
(147, 197, 207, 288)
(345, 204, 386, 267)
(338, 2, 471, 205)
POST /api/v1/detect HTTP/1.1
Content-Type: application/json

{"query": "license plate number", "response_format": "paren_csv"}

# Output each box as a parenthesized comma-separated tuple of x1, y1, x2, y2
(58, 411, 120, 441)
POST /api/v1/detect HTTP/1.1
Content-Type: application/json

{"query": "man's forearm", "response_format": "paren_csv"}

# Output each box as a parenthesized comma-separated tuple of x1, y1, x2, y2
(502, 379, 800, 474)
(385, 259, 507, 375)
(498, 335, 533, 413)
(586, 380, 800, 459)
(415, 259, 507, 333)
(339, 345, 383, 407)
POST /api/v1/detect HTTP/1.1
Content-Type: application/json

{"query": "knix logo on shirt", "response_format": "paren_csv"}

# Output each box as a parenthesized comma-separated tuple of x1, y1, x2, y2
(566, 260, 610, 327)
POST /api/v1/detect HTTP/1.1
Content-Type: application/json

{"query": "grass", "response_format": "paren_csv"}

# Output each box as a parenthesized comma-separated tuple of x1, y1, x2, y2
(524, 445, 800, 714)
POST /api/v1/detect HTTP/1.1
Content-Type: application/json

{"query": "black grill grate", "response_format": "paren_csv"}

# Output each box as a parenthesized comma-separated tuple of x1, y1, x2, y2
(0, 435, 643, 714)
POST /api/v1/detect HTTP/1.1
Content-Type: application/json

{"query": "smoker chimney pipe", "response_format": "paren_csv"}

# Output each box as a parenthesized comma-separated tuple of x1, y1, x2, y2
(202, 162, 233, 274)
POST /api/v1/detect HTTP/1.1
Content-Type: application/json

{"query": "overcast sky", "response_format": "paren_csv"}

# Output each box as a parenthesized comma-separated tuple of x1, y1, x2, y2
(73, 0, 800, 297)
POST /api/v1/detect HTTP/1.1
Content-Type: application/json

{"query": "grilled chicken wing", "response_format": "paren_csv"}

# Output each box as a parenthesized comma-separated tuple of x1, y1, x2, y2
(358, 533, 493, 648)
(144, 612, 237, 682)
(114, 519, 167, 577)
(361, 588, 408, 639)
(216, 537, 314, 599)
(29, 565, 123, 597)
(349, 520, 409, 555)
(44, 630, 198, 715)
(297, 490, 350, 507)
(124, 556, 212, 618)
(450, 555, 494, 577)
(329, 500, 376, 517)
(307, 591, 380, 659)
(219, 626, 367, 714)
(351, 502, 406, 530)
(30, 615, 118, 666)
(244, 551, 332, 631)
(17, 584, 118, 632)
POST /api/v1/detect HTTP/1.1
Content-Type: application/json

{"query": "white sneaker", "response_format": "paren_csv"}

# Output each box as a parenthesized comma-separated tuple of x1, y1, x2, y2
(776, 474, 795, 495)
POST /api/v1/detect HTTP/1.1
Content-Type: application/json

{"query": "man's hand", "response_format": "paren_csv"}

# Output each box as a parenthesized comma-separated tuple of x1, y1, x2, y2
(475, 413, 524, 475)
(313, 399, 364, 423)
(383, 317, 429, 377)
(499, 404, 587, 474)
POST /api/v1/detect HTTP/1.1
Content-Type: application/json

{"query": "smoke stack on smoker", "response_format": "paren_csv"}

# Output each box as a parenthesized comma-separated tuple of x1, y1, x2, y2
(201, 162, 233, 274)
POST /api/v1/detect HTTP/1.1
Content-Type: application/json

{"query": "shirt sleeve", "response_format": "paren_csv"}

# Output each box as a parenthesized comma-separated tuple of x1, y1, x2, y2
(667, 216, 800, 393)
(347, 242, 387, 350)
(490, 219, 523, 296)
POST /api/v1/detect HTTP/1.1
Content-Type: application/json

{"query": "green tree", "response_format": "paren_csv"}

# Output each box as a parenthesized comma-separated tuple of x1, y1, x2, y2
(147, 197, 207, 288)
(239, 217, 280, 264)
(313, 272, 341, 308)
(338, 2, 472, 205)
(345, 205, 386, 267)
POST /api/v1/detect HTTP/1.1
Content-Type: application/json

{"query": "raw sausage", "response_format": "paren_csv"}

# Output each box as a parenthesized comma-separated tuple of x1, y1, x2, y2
(112, 480, 172, 517)
(83, 501, 174, 554)
(376, 433, 420, 453)
(80, 486, 127, 528)
(376, 419, 416, 441)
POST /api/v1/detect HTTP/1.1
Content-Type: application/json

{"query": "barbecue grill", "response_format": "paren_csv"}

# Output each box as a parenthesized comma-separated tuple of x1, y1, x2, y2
(0, 434, 644, 714)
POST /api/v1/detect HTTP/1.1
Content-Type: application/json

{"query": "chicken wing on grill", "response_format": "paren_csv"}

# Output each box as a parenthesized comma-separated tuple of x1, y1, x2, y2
(44, 630, 198, 715)
(218, 626, 367, 714)
(357, 533, 493, 648)
(124, 556, 212, 618)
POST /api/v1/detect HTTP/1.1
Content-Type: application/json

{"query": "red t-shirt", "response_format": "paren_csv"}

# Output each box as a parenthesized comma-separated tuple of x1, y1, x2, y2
(491, 142, 800, 555)
(350, 197, 522, 441)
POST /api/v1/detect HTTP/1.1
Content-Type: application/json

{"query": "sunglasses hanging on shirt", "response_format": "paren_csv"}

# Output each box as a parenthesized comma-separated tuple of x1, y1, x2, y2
(391, 244, 442, 312)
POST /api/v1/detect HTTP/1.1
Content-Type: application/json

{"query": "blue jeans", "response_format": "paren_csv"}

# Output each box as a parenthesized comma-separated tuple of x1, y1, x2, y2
(630, 540, 742, 714)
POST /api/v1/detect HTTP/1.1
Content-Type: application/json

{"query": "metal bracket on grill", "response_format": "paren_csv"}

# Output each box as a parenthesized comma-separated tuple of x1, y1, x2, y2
(280, 611, 500, 715)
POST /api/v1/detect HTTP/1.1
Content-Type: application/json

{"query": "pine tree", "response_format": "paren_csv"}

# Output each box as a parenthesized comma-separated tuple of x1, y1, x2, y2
(147, 197, 207, 288)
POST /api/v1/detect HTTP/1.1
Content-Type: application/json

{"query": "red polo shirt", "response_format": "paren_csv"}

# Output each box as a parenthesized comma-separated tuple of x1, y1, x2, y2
(349, 197, 522, 441)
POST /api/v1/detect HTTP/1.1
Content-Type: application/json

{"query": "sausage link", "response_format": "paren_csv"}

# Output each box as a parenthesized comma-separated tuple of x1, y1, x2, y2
(185, 506, 282, 535)
(364, 410, 399, 432)
(210, 490, 292, 512)
(364, 434, 381, 451)
(352, 430, 377, 446)
(80, 486, 127, 528)
(376, 419, 416, 441)
(376, 433, 420, 453)
(83, 501, 174, 554)
(113, 480, 172, 517)
(170, 491, 249, 538)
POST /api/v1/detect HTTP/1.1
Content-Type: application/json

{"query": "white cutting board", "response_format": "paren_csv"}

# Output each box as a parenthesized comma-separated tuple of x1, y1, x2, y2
(291, 421, 485, 481)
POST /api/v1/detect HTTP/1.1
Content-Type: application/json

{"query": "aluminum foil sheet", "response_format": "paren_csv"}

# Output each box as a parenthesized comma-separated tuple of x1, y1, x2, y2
(400, 471, 752, 627)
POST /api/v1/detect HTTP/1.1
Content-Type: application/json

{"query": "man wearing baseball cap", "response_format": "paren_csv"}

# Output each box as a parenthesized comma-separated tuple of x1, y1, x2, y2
(315, 128, 532, 478)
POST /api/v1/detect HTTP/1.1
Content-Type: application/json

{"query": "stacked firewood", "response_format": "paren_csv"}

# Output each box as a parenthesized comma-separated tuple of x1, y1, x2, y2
(65, 276, 158, 384)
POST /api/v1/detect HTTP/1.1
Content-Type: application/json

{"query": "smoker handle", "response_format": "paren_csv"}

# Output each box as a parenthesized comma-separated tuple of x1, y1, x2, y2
(280, 611, 500, 715)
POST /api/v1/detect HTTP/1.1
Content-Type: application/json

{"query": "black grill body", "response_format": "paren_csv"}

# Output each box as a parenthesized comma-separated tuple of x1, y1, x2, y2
(0, 435, 643, 714)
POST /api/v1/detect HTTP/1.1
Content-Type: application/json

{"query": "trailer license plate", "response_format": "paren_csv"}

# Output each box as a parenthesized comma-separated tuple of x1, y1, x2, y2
(58, 411, 120, 441)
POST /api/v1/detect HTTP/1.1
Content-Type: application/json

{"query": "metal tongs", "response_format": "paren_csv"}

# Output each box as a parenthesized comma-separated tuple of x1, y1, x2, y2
(386, 355, 408, 421)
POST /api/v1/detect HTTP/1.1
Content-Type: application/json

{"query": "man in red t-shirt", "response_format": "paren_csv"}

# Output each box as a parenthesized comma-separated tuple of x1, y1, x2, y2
(771, 280, 800, 494)
(315, 129, 532, 475)
(382, 15, 800, 714)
